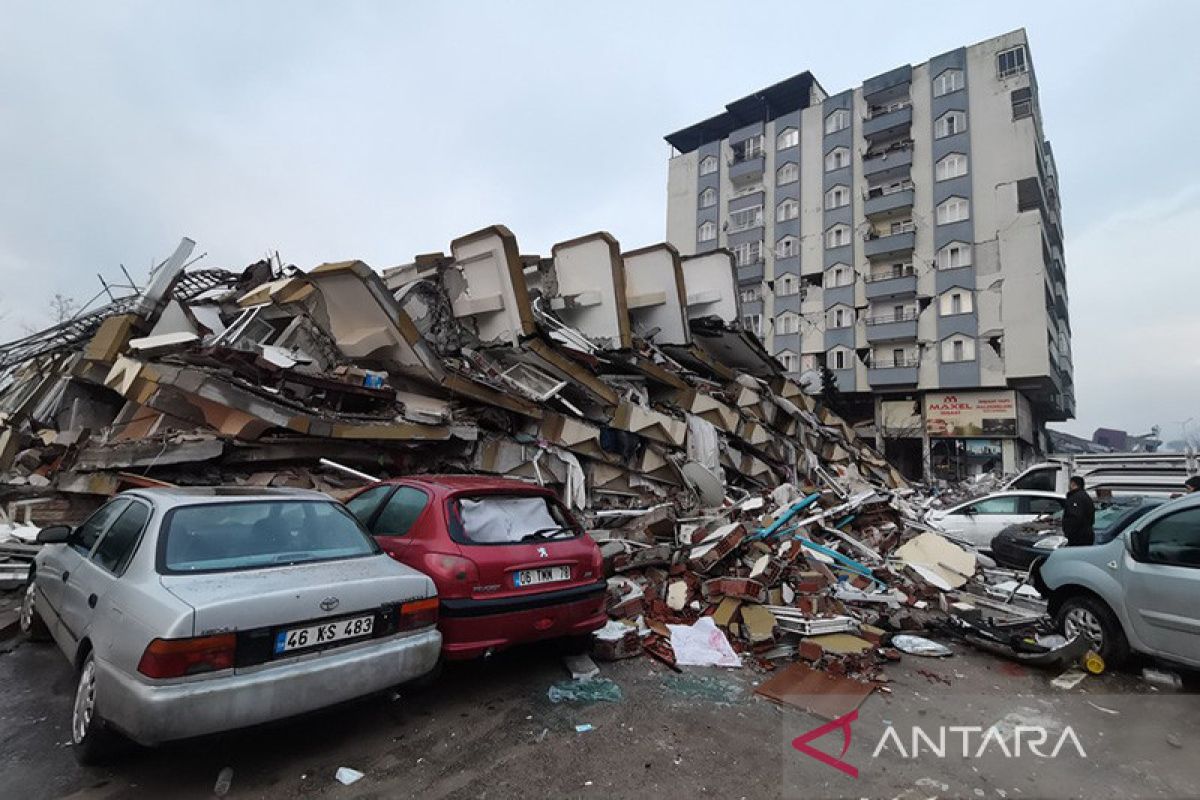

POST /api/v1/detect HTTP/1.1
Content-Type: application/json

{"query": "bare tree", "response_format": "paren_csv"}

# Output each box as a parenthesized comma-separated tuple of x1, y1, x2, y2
(49, 293, 79, 324)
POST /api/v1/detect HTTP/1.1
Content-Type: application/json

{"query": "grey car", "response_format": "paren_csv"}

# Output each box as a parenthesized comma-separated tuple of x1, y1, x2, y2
(19, 487, 441, 763)
(1037, 492, 1200, 668)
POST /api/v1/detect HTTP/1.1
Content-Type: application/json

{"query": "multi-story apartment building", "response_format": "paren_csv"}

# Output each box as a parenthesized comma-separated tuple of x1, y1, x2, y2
(664, 29, 1073, 480)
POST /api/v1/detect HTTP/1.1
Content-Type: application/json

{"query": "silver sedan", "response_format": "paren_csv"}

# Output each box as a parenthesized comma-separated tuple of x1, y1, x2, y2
(19, 487, 441, 763)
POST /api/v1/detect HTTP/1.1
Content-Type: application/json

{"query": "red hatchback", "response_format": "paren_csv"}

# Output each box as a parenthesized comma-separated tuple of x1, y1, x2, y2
(345, 476, 606, 660)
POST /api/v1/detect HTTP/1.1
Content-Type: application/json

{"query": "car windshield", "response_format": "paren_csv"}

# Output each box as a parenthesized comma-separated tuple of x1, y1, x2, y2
(161, 500, 378, 573)
(450, 494, 577, 545)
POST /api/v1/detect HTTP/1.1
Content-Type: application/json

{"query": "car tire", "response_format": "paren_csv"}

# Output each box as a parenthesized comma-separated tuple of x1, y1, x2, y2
(1056, 594, 1129, 668)
(18, 577, 51, 642)
(71, 652, 124, 765)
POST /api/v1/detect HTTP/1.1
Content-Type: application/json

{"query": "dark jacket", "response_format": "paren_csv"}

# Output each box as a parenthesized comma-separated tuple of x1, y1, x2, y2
(1062, 488, 1096, 546)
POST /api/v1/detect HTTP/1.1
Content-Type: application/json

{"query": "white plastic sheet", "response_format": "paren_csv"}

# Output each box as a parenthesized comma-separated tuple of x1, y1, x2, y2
(667, 616, 741, 668)
(459, 496, 559, 544)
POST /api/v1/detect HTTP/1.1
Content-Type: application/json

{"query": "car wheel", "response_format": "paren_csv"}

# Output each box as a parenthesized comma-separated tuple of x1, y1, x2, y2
(19, 578, 51, 642)
(71, 652, 123, 765)
(1057, 594, 1129, 668)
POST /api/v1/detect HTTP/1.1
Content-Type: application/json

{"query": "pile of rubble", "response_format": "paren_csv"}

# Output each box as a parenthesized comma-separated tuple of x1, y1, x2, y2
(590, 480, 1086, 716)
(0, 227, 905, 527)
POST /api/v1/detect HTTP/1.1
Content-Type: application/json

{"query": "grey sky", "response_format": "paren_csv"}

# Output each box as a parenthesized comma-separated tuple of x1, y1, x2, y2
(1, 1, 1196, 442)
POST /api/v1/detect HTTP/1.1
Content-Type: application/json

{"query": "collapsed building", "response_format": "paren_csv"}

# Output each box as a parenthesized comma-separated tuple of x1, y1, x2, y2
(0, 227, 906, 523)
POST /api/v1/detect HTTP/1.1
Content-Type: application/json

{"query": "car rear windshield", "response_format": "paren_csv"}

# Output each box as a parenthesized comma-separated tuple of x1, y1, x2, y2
(449, 494, 578, 545)
(160, 500, 379, 573)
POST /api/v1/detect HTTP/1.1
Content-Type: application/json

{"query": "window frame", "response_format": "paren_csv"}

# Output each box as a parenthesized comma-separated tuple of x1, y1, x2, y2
(935, 110, 966, 139)
(936, 242, 972, 270)
(698, 220, 717, 242)
(89, 498, 153, 577)
(824, 185, 850, 210)
(997, 45, 1028, 79)
(776, 127, 799, 150)
(699, 155, 718, 176)
(936, 197, 970, 225)
(935, 153, 968, 182)
(698, 187, 717, 208)
(941, 334, 977, 363)
(824, 108, 850, 135)
(1139, 507, 1200, 568)
(777, 162, 799, 185)
(776, 198, 799, 223)
(824, 147, 850, 172)
(825, 224, 850, 249)
(933, 68, 964, 97)
(775, 235, 799, 259)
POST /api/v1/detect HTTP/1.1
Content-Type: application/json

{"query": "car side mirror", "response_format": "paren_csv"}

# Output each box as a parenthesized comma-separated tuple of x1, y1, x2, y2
(36, 524, 72, 544)
(1124, 528, 1142, 558)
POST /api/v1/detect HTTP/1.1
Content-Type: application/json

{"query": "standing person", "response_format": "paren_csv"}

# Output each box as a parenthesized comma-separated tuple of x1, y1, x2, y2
(1062, 476, 1096, 547)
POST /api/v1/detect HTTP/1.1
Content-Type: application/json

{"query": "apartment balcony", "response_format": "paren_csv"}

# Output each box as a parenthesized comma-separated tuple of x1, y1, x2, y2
(865, 311, 918, 342)
(864, 270, 917, 300)
(864, 187, 914, 220)
(862, 145, 912, 181)
(867, 357, 919, 387)
(862, 104, 912, 143)
(864, 229, 915, 260)
(728, 155, 765, 188)
(737, 260, 764, 285)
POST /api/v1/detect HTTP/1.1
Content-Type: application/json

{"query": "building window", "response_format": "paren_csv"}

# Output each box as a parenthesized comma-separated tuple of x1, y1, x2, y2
(698, 220, 717, 242)
(936, 197, 970, 225)
(743, 313, 762, 336)
(824, 146, 850, 172)
(939, 289, 973, 316)
(728, 205, 763, 232)
(775, 235, 799, 259)
(941, 335, 976, 363)
(740, 286, 762, 304)
(778, 350, 800, 372)
(933, 68, 964, 97)
(936, 242, 972, 269)
(829, 348, 849, 370)
(824, 185, 850, 210)
(825, 224, 851, 249)
(776, 198, 799, 222)
(827, 263, 852, 287)
(997, 45, 1028, 78)
(1011, 87, 1033, 120)
(777, 313, 800, 335)
(825, 108, 850, 134)
(776, 273, 799, 296)
(699, 155, 718, 176)
(935, 110, 966, 139)
(734, 136, 764, 162)
(829, 306, 852, 329)
(777, 162, 799, 185)
(776, 127, 799, 150)
(698, 187, 717, 208)
(733, 240, 762, 266)
(935, 153, 968, 181)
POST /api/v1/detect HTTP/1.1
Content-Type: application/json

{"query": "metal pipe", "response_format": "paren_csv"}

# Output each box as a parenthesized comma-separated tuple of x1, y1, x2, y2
(318, 458, 379, 483)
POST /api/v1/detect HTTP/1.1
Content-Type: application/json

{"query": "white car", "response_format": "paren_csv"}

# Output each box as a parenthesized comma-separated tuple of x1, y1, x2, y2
(927, 490, 1065, 551)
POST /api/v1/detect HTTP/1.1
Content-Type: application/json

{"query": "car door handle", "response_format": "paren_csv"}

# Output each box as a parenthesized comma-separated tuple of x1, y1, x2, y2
(87, 594, 98, 608)
(62, 571, 70, 582)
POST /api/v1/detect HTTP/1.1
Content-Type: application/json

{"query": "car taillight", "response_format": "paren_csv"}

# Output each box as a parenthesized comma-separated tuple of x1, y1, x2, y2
(398, 597, 438, 631)
(420, 552, 479, 598)
(137, 634, 236, 679)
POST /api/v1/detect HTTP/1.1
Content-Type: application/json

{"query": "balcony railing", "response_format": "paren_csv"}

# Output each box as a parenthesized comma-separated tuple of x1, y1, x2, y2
(865, 99, 911, 120)
(865, 310, 918, 325)
(864, 265, 915, 282)
(870, 357, 919, 369)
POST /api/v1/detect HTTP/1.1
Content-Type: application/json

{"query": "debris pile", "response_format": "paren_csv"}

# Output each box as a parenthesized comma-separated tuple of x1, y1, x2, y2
(0, 228, 906, 530)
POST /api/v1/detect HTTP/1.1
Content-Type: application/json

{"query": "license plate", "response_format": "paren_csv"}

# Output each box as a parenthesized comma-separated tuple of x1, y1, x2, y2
(515, 566, 570, 587)
(274, 614, 374, 654)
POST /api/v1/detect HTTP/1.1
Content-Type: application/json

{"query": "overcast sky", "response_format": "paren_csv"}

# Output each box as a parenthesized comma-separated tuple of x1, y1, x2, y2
(1, 1, 1197, 443)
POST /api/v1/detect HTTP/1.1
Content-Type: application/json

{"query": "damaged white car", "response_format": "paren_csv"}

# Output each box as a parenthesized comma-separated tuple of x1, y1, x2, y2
(20, 487, 440, 763)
